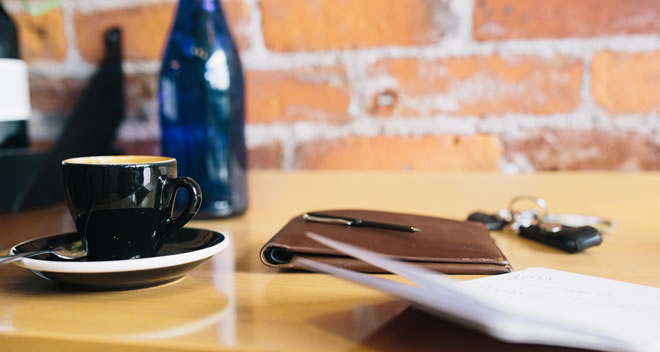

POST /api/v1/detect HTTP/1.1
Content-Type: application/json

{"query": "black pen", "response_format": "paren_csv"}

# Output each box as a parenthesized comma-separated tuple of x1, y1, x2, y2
(303, 213, 420, 233)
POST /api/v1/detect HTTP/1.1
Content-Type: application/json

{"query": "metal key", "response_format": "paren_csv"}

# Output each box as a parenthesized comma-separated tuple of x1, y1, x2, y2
(467, 195, 610, 253)
(509, 195, 615, 232)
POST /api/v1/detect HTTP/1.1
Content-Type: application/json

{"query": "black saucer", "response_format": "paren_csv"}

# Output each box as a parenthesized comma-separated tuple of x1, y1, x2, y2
(9, 227, 227, 291)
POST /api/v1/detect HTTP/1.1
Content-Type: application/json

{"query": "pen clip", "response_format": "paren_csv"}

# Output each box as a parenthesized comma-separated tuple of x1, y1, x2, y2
(303, 213, 354, 226)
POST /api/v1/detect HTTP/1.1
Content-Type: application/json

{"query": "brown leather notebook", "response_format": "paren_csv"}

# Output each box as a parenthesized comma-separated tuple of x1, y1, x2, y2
(260, 209, 512, 274)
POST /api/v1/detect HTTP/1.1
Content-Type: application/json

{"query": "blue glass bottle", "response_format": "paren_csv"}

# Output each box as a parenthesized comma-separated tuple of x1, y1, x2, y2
(159, 0, 247, 218)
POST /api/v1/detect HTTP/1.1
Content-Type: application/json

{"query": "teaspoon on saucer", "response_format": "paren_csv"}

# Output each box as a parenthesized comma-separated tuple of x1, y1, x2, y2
(0, 241, 86, 265)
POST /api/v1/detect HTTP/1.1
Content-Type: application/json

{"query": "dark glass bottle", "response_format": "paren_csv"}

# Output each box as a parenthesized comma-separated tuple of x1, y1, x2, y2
(159, 0, 247, 218)
(0, 3, 30, 149)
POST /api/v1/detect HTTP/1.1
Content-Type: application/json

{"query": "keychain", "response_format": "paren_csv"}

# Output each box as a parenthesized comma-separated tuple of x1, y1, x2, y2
(467, 196, 615, 253)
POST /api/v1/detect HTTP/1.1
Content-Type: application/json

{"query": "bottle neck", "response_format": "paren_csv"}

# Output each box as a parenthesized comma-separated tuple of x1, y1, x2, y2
(173, 0, 228, 32)
(0, 3, 11, 20)
(0, 3, 20, 58)
(169, 0, 237, 60)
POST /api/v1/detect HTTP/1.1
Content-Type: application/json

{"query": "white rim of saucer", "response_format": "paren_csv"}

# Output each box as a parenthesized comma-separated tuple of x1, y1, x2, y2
(10, 232, 229, 274)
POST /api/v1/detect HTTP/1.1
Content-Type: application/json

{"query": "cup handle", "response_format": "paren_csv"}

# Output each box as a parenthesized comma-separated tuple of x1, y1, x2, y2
(159, 177, 202, 238)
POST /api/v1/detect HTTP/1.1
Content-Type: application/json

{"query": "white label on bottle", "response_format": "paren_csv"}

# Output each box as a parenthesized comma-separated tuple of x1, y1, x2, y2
(0, 58, 31, 122)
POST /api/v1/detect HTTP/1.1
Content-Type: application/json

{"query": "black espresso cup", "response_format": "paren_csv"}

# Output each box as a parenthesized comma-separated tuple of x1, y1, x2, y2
(62, 155, 202, 260)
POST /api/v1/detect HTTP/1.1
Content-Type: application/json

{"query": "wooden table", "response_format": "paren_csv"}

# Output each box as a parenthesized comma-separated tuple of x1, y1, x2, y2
(1, 171, 659, 351)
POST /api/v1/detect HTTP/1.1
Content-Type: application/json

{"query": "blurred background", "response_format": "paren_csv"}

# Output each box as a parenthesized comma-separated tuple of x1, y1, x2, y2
(4, 0, 660, 172)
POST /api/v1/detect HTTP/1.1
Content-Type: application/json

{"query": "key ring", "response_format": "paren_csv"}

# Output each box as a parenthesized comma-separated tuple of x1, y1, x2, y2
(503, 195, 551, 231)
(508, 195, 549, 219)
(507, 195, 615, 233)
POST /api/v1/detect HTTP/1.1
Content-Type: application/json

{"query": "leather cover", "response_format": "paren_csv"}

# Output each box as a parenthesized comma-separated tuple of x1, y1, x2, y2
(260, 209, 512, 274)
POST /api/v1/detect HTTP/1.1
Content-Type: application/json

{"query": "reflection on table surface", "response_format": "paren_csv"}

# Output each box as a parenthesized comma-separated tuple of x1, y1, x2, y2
(0, 171, 659, 352)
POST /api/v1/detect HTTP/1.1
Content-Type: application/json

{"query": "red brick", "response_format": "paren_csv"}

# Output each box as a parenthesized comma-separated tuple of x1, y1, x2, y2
(222, 0, 252, 51)
(249, 143, 282, 169)
(74, 3, 176, 62)
(260, 0, 449, 51)
(592, 51, 660, 114)
(74, 1, 250, 62)
(294, 135, 502, 171)
(506, 130, 660, 170)
(124, 73, 158, 121)
(12, 9, 67, 61)
(367, 56, 581, 116)
(246, 67, 350, 124)
(29, 73, 157, 123)
(474, 0, 660, 40)
(29, 75, 84, 115)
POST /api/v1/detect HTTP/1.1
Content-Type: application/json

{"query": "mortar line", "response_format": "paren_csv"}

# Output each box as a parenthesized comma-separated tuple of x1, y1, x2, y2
(71, 0, 176, 13)
(244, 113, 660, 145)
(29, 34, 660, 77)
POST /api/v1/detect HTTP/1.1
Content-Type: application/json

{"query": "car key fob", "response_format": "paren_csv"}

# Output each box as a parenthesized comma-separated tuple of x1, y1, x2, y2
(519, 224, 602, 253)
(467, 212, 507, 231)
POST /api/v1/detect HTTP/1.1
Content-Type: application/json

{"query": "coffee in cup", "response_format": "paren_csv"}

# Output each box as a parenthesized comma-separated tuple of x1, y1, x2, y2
(62, 155, 202, 260)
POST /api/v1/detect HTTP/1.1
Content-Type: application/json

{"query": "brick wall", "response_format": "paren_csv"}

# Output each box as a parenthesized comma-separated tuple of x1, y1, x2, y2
(5, 0, 660, 171)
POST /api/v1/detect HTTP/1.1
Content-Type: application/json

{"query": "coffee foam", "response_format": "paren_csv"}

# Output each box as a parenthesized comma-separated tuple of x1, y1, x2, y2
(63, 155, 174, 165)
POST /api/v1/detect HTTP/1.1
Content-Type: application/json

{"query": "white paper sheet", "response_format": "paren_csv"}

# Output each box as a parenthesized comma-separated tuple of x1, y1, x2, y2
(297, 232, 660, 352)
